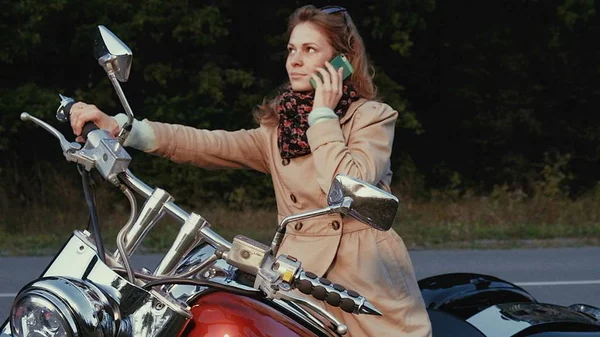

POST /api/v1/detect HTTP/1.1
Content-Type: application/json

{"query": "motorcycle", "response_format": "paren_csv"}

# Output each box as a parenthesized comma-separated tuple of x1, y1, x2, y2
(2, 25, 600, 337)
(420, 272, 600, 337)
(1, 25, 393, 337)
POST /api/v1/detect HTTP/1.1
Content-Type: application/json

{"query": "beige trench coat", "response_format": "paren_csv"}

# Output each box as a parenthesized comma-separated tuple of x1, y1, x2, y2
(145, 99, 432, 337)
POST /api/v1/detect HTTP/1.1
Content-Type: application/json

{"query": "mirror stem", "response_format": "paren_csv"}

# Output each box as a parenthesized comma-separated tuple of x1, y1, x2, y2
(270, 197, 353, 256)
(101, 58, 135, 145)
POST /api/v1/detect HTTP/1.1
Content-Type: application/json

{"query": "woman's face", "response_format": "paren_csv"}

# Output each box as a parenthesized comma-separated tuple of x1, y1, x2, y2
(286, 22, 336, 92)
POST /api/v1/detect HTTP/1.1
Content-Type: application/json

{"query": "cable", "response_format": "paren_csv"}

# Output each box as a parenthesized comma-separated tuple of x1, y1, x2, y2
(140, 276, 261, 297)
(79, 165, 106, 263)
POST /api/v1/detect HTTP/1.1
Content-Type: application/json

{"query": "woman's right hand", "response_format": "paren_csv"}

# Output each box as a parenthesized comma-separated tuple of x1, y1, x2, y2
(69, 102, 120, 142)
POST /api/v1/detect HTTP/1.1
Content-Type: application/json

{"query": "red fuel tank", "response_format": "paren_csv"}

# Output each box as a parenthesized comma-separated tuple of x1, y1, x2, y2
(179, 291, 319, 337)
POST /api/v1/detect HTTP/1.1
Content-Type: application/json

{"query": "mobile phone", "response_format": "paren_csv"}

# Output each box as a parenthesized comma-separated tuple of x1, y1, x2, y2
(309, 54, 354, 89)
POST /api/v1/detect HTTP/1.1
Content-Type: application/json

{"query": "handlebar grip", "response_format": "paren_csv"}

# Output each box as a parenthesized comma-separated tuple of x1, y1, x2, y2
(81, 122, 99, 140)
(295, 271, 364, 314)
(62, 100, 75, 116)
(60, 99, 99, 141)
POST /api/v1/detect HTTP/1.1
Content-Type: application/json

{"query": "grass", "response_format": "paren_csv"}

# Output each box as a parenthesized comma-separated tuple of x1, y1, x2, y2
(1, 157, 599, 255)
(1, 178, 599, 256)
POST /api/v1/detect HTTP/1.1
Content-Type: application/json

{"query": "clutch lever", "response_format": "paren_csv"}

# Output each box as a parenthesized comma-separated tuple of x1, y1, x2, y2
(21, 112, 81, 152)
(20, 112, 95, 170)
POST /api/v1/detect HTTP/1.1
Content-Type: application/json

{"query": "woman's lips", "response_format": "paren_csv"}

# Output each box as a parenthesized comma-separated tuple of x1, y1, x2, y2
(290, 72, 307, 78)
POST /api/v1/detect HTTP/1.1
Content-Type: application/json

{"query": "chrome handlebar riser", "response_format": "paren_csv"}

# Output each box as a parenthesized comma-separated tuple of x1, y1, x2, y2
(120, 188, 173, 257)
(154, 213, 209, 276)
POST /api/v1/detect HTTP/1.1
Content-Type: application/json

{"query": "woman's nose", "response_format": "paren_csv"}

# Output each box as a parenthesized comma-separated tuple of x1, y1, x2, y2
(290, 52, 303, 66)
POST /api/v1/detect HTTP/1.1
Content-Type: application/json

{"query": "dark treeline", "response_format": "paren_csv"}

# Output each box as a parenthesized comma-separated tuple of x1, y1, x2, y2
(1, 0, 599, 211)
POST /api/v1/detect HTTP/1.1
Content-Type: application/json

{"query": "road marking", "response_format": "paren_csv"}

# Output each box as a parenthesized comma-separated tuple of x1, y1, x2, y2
(516, 280, 600, 286)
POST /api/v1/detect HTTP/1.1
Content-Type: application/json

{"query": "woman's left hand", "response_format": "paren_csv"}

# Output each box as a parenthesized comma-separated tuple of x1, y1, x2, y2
(311, 61, 344, 110)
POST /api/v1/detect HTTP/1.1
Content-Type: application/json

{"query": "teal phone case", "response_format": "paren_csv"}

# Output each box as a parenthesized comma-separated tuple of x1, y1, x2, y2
(309, 54, 354, 89)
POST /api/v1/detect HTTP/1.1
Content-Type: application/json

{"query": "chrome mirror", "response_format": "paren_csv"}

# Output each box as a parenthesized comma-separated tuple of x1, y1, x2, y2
(92, 25, 135, 145)
(327, 174, 398, 231)
(270, 174, 398, 256)
(93, 25, 132, 82)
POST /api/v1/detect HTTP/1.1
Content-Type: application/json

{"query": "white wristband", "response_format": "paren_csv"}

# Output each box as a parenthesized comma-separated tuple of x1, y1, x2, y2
(308, 107, 338, 126)
(112, 113, 157, 151)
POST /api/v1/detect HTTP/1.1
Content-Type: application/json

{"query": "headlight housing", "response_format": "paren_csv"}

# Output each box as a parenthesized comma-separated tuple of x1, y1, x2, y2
(10, 277, 118, 337)
(11, 291, 73, 337)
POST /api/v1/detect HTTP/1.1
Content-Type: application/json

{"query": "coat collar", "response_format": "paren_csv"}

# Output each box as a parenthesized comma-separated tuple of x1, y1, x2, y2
(339, 98, 368, 124)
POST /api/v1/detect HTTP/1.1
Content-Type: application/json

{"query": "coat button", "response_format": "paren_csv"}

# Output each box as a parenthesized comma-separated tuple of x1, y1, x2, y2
(294, 222, 303, 231)
(290, 193, 297, 203)
(282, 158, 290, 166)
(331, 221, 340, 230)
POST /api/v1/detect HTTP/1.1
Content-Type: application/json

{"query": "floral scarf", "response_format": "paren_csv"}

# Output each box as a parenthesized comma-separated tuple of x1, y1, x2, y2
(277, 83, 360, 160)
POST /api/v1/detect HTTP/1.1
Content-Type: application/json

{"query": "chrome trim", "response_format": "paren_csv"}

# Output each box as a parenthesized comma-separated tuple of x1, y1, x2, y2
(11, 277, 118, 337)
(165, 242, 337, 336)
(94, 26, 134, 144)
(271, 205, 341, 255)
(275, 289, 348, 335)
(20, 113, 81, 154)
(11, 291, 77, 337)
(273, 299, 339, 337)
(165, 243, 239, 303)
(94, 25, 132, 82)
(56, 94, 74, 122)
(119, 188, 173, 257)
(154, 213, 209, 276)
(327, 174, 399, 231)
(113, 183, 138, 283)
(225, 235, 270, 275)
(1, 231, 192, 337)
(118, 170, 233, 252)
(80, 129, 132, 179)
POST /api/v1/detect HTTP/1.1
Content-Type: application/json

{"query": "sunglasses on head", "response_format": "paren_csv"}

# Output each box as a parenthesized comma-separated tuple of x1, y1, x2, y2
(320, 5, 349, 24)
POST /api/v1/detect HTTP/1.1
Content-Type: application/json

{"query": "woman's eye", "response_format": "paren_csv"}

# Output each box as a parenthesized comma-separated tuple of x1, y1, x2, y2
(288, 48, 296, 54)
(307, 47, 316, 53)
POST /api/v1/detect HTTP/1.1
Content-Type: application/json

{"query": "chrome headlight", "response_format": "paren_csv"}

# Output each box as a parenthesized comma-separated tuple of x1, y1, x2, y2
(10, 277, 119, 337)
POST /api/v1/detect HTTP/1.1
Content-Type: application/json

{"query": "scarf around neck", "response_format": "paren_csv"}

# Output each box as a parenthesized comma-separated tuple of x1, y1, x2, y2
(277, 83, 360, 160)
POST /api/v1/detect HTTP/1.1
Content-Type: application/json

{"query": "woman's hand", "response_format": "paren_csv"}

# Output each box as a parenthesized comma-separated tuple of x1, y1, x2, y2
(311, 61, 344, 110)
(69, 102, 119, 142)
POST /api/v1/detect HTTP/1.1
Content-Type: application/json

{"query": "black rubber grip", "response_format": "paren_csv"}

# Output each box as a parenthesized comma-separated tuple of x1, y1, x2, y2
(62, 101, 99, 141)
(63, 101, 75, 116)
(312, 286, 327, 301)
(81, 122, 99, 139)
(333, 283, 345, 292)
(326, 292, 341, 306)
(298, 270, 359, 313)
(305, 271, 318, 279)
(347, 289, 360, 298)
(319, 277, 331, 286)
(298, 279, 313, 295)
(340, 298, 355, 313)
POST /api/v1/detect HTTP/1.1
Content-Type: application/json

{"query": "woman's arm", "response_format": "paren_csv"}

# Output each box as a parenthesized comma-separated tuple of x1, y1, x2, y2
(147, 120, 271, 174)
(306, 101, 397, 192)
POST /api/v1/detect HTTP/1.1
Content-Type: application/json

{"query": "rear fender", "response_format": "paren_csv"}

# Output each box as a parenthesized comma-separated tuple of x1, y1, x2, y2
(418, 273, 537, 319)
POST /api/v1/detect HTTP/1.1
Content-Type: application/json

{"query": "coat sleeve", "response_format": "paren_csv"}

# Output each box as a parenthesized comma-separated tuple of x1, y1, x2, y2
(146, 120, 271, 174)
(306, 101, 397, 193)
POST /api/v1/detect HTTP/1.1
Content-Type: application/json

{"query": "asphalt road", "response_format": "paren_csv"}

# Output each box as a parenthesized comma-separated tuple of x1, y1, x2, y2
(0, 246, 598, 320)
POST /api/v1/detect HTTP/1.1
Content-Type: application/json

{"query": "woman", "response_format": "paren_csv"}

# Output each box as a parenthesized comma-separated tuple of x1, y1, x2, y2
(70, 5, 432, 337)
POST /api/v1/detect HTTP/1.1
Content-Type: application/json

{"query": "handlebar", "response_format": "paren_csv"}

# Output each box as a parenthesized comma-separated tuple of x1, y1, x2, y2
(295, 271, 380, 315)
(57, 94, 99, 141)
(117, 170, 233, 252)
(22, 106, 382, 337)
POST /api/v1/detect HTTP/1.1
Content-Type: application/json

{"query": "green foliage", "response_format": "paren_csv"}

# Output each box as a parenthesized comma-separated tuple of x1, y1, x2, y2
(2, 0, 600, 236)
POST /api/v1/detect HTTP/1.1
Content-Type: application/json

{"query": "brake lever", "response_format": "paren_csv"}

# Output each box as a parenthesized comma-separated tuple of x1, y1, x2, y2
(20, 112, 95, 170)
(21, 112, 80, 152)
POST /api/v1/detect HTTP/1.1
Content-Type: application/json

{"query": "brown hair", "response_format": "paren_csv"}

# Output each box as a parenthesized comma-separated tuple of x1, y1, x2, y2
(253, 5, 378, 125)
